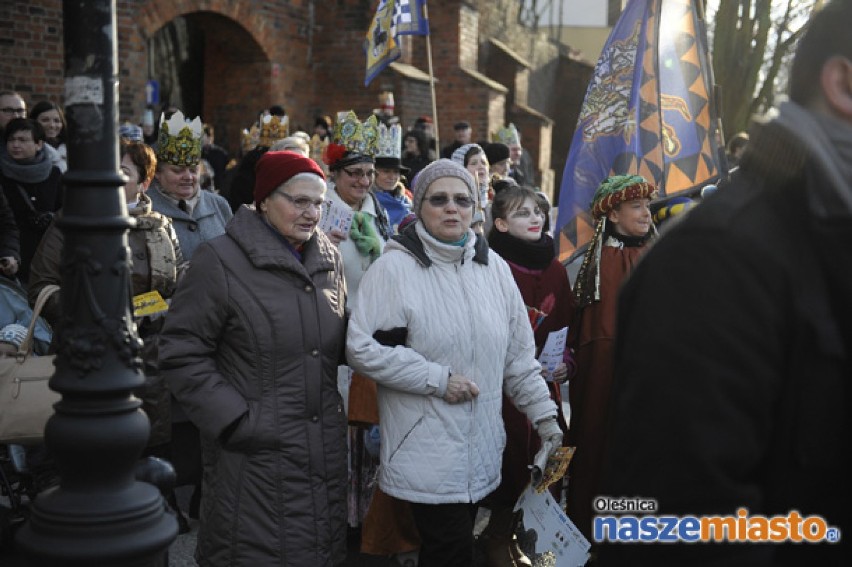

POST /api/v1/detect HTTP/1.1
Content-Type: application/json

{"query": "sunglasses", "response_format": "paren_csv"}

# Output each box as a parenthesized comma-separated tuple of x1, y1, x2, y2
(425, 194, 474, 208)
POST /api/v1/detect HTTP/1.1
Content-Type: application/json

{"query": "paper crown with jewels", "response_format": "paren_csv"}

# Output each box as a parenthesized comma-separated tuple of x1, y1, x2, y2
(323, 111, 380, 167)
(492, 123, 520, 146)
(156, 110, 203, 166)
(333, 111, 379, 155)
(241, 114, 290, 153)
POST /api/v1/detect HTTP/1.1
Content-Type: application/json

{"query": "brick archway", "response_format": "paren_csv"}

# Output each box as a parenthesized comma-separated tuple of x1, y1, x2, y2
(119, 0, 291, 156)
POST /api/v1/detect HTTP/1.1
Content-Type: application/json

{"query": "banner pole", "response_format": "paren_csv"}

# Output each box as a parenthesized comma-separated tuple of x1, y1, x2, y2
(423, 1, 440, 151)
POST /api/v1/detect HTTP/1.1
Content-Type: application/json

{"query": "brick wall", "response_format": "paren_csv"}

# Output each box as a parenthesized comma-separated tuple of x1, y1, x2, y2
(0, 0, 64, 103)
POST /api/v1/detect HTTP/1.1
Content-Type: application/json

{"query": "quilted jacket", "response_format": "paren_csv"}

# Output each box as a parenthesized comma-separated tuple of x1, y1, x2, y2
(148, 182, 232, 260)
(346, 221, 557, 505)
(159, 207, 348, 566)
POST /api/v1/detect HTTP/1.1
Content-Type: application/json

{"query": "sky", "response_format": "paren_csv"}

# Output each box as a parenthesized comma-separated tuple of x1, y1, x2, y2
(528, 0, 609, 27)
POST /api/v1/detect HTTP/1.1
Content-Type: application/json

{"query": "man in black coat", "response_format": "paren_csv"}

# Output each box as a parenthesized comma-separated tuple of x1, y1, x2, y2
(597, 3, 852, 565)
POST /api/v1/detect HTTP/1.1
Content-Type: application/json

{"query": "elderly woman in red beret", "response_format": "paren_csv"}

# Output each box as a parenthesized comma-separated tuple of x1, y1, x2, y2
(159, 151, 348, 567)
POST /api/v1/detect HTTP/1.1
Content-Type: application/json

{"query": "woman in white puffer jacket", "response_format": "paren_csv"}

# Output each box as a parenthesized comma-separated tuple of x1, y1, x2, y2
(346, 159, 562, 567)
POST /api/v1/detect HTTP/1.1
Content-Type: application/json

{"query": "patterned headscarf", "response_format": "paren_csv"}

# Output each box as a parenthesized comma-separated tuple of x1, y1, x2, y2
(590, 175, 656, 219)
(574, 175, 658, 309)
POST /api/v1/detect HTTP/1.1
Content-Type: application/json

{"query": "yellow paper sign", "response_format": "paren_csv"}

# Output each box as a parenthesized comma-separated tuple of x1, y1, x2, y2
(133, 290, 169, 317)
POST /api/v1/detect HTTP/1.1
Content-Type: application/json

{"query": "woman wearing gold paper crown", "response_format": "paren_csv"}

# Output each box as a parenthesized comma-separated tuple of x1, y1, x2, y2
(148, 110, 232, 261)
(321, 111, 394, 554)
(323, 111, 391, 307)
(566, 174, 657, 540)
(224, 113, 291, 212)
(147, 109, 233, 530)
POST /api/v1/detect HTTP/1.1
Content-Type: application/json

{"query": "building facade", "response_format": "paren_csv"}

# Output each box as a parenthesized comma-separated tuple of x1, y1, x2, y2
(1, 0, 594, 199)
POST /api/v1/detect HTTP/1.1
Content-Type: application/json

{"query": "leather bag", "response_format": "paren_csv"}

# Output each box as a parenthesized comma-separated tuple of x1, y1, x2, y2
(0, 284, 61, 444)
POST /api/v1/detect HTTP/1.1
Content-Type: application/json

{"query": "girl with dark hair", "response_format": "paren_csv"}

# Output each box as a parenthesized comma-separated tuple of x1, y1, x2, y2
(28, 101, 67, 172)
(485, 184, 575, 566)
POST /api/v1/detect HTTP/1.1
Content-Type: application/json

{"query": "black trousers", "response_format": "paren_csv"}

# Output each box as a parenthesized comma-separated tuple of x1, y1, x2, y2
(409, 501, 478, 567)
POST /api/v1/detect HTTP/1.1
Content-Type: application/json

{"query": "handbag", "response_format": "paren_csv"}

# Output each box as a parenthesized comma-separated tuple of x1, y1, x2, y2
(0, 284, 61, 444)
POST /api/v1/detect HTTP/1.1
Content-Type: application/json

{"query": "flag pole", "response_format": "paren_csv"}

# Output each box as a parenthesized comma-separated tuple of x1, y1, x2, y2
(423, 1, 440, 152)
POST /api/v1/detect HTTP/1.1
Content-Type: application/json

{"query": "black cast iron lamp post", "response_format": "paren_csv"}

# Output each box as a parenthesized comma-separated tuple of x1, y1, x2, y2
(16, 0, 178, 564)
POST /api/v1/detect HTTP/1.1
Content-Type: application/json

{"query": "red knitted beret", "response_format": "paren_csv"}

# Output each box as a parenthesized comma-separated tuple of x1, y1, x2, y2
(254, 150, 325, 206)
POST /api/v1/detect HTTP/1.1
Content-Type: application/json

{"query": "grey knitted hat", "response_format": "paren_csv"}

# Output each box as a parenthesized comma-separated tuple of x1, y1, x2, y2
(450, 143, 484, 166)
(412, 159, 478, 216)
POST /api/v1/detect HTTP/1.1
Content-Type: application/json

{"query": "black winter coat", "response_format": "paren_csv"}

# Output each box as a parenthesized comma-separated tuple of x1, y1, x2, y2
(0, 166, 62, 282)
(599, 116, 851, 566)
(159, 207, 348, 566)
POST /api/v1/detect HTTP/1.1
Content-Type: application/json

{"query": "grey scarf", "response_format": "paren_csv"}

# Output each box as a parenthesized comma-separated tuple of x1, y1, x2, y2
(775, 101, 852, 219)
(0, 144, 54, 184)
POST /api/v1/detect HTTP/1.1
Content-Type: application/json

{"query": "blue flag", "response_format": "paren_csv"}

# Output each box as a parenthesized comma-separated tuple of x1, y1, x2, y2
(555, 0, 725, 260)
(365, 0, 430, 87)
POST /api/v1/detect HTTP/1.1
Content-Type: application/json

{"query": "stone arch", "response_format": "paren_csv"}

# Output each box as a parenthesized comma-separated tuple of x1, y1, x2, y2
(131, 1, 280, 156)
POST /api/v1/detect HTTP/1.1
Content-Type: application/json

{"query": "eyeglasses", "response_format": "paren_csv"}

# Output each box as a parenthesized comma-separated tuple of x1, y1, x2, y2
(342, 167, 376, 180)
(425, 195, 475, 208)
(275, 191, 325, 211)
(0, 107, 26, 115)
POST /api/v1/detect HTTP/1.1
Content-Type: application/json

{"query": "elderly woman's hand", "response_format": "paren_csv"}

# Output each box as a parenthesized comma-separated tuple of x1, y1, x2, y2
(443, 372, 480, 404)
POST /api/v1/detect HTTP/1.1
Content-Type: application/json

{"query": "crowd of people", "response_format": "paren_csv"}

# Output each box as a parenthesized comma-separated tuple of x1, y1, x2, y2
(2, 2, 850, 566)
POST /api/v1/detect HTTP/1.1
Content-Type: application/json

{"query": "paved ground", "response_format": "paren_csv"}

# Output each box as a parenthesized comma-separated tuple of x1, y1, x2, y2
(3, 495, 560, 566)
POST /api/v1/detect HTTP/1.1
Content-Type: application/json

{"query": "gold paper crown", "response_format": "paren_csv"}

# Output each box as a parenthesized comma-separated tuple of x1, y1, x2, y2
(375, 122, 402, 159)
(241, 123, 260, 153)
(333, 111, 380, 157)
(492, 123, 520, 146)
(259, 114, 289, 148)
(240, 114, 290, 153)
(157, 110, 203, 166)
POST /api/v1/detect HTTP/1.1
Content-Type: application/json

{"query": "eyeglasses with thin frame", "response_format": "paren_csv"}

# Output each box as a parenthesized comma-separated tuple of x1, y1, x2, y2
(342, 167, 376, 180)
(0, 107, 26, 115)
(425, 194, 475, 209)
(274, 191, 325, 212)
